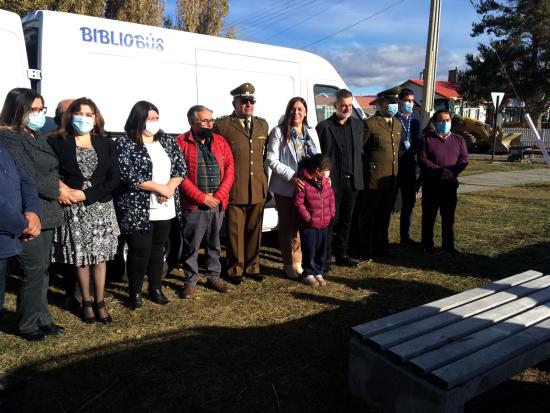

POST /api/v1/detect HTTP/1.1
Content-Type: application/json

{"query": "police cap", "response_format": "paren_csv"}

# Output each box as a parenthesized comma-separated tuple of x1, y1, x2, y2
(230, 83, 255, 98)
(376, 86, 401, 102)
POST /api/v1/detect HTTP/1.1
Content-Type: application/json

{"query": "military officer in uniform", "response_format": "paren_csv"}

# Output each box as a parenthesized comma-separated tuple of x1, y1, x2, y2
(213, 83, 269, 284)
(359, 87, 401, 257)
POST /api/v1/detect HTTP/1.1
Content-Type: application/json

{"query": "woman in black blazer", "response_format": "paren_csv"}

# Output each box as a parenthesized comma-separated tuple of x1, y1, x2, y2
(48, 97, 120, 324)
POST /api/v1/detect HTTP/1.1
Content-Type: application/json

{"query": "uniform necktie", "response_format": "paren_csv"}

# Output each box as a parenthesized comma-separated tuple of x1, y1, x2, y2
(244, 119, 251, 136)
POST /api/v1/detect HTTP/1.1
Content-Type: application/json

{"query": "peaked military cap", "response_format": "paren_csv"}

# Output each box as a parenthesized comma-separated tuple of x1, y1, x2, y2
(376, 86, 401, 102)
(230, 83, 255, 97)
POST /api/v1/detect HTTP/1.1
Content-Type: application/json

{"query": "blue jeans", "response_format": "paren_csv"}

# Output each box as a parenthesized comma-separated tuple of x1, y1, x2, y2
(0, 258, 7, 309)
(299, 227, 328, 276)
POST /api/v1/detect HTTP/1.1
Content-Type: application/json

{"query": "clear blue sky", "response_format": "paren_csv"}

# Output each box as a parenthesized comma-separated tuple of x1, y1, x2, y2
(165, 0, 489, 96)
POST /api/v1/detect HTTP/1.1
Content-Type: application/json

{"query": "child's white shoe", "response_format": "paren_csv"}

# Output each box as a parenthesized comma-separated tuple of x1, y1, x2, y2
(303, 275, 319, 286)
(314, 275, 326, 286)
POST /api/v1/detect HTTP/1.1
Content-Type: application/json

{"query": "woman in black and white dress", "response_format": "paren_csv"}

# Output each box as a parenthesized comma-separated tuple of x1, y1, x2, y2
(48, 97, 120, 324)
(114, 101, 186, 310)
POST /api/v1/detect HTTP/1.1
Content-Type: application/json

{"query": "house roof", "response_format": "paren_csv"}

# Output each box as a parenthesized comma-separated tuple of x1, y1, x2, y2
(401, 79, 462, 99)
(355, 96, 377, 107)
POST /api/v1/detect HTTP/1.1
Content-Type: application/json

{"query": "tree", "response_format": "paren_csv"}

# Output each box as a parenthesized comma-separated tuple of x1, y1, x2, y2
(174, 0, 230, 36)
(105, 0, 164, 26)
(0, 0, 104, 17)
(462, 0, 550, 127)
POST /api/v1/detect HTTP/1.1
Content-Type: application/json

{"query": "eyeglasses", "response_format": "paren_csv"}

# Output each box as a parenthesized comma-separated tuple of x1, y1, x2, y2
(30, 107, 47, 115)
(239, 98, 256, 105)
(196, 119, 214, 125)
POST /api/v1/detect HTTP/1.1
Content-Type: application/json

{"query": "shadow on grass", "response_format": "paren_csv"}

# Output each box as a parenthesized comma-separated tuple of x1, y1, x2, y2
(0, 278, 452, 413)
(348, 241, 550, 282)
(3, 277, 550, 413)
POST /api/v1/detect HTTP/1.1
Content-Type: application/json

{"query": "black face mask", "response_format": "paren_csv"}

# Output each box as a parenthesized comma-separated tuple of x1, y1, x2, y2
(197, 127, 212, 141)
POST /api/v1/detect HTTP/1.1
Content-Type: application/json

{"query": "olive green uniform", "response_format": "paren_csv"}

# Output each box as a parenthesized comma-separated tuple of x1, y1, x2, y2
(359, 112, 400, 254)
(213, 113, 269, 277)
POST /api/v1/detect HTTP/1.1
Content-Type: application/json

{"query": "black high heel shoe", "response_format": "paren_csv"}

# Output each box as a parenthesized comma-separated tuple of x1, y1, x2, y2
(93, 300, 113, 324)
(81, 300, 95, 324)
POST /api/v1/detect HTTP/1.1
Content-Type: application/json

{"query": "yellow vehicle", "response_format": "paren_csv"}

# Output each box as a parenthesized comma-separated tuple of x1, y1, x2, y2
(451, 115, 522, 153)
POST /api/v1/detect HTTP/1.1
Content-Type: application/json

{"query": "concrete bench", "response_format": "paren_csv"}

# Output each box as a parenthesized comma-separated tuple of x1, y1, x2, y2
(349, 270, 550, 413)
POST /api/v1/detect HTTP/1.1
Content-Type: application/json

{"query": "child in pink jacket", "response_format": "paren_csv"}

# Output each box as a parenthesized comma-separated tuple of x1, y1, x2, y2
(294, 153, 336, 286)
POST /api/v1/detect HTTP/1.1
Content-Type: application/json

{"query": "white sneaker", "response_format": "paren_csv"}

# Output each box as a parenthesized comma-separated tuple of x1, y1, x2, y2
(284, 264, 299, 279)
(303, 275, 319, 286)
(314, 275, 327, 286)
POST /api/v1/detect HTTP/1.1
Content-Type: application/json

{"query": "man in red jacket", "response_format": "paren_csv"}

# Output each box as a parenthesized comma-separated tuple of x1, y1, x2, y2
(176, 105, 235, 298)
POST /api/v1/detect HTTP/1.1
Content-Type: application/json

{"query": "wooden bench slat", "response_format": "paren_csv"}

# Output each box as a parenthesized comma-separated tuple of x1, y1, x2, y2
(411, 304, 550, 375)
(351, 270, 542, 340)
(429, 313, 550, 389)
(368, 275, 550, 350)
(389, 286, 550, 361)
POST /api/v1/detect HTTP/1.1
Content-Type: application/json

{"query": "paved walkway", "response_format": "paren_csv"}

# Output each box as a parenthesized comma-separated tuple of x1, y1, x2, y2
(458, 167, 550, 193)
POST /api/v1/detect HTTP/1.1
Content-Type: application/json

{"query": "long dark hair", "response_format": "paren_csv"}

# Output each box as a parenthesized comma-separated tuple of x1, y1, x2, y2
(280, 97, 309, 145)
(0, 87, 44, 134)
(58, 97, 106, 139)
(124, 100, 159, 146)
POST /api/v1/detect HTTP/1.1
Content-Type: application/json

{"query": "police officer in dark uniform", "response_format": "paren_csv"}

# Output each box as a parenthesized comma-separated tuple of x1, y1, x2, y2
(213, 83, 269, 284)
(359, 87, 401, 257)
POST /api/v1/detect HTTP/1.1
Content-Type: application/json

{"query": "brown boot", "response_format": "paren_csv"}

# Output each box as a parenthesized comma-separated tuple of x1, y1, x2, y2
(180, 285, 196, 299)
(208, 278, 228, 293)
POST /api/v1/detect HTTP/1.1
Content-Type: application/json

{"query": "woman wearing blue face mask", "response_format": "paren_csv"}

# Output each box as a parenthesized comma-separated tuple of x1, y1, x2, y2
(47, 97, 120, 324)
(418, 109, 469, 254)
(0, 87, 64, 341)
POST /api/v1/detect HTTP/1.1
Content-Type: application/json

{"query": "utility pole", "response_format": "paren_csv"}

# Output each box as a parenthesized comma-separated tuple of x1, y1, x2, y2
(421, 0, 442, 128)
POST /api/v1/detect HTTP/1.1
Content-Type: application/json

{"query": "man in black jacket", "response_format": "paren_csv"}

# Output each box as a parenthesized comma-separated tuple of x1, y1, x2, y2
(316, 89, 364, 271)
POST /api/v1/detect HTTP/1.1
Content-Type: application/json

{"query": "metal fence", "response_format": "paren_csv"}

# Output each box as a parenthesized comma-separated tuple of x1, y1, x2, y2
(503, 128, 550, 147)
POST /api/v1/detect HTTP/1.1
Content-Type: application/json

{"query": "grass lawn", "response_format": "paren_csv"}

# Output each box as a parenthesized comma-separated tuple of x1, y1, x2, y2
(461, 158, 543, 176)
(1, 183, 550, 412)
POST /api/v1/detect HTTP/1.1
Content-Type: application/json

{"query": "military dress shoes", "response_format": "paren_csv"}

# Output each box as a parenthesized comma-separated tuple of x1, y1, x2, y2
(150, 289, 170, 305)
(246, 273, 265, 283)
(128, 293, 143, 310)
(19, 330, 47, 342)
(208, 278, 228, 293)
(40, 324, 65, 335)
(228, 276, 244, 285)
(335, 256, 359, 267)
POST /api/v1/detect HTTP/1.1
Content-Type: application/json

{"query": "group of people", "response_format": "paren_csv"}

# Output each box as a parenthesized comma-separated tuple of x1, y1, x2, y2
(0, 82, 468, 342)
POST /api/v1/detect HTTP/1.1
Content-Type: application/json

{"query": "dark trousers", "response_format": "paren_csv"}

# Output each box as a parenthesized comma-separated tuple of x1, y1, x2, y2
(421, 180, 459, 250)
(126, 219, 172, 295)
(300, 227, 328, 276)
(398, 166, 418, 241)
(325, 177, 357, 270)
(181, 208, 224, 286)
(16, 229, 54, 334)
(359, 187, 396, 255)
(0, 258, 7, 309)
(226, 202, 264, 277)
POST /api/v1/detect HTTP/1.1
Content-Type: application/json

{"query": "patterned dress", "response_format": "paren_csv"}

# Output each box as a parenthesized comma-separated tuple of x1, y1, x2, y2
(52, 146, 120, 266)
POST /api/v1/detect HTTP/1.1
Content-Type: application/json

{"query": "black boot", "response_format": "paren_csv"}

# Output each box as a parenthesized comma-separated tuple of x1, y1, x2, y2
(149, 288, 169, 305)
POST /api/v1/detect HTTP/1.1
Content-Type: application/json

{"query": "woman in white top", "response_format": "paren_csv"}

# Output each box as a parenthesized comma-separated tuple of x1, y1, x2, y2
(265, 97, 320, 279)
(114, 101, 187, 310)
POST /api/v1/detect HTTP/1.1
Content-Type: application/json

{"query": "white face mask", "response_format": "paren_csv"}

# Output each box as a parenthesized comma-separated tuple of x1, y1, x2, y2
(324, 170, 330, 178)
(145, 121, 160, 136)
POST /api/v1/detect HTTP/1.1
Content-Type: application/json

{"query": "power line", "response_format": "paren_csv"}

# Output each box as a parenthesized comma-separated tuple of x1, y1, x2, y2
(260, 0, 346, 43)
(228, 0, 294, 27)
(301, 0, 407, 49)
(232, 0, 318, 36)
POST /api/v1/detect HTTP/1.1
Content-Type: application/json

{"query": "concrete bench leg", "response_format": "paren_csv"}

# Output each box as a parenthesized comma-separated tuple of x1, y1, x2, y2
(349, 337, 464, 413)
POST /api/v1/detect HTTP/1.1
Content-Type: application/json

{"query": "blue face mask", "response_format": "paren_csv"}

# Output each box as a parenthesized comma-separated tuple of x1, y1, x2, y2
(386, 103, 398, 117)
(72, 115, 95, 134)
(402, 102, 414, 114)
(436, 121, 451, 135)
(27, 112, 46, 131)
